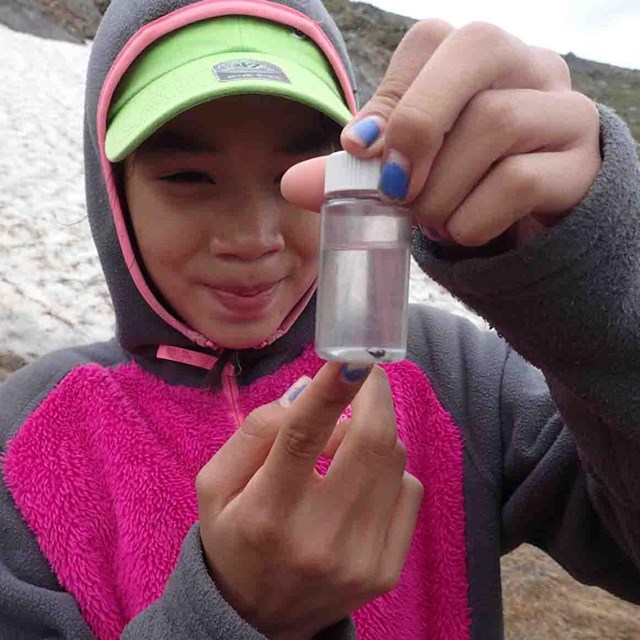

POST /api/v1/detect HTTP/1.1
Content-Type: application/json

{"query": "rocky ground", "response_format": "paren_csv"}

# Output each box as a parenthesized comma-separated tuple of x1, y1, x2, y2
(503, 546, 640, 640)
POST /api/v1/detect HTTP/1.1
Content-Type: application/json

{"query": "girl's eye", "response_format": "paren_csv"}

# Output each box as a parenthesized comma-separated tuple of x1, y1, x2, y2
(161, 171, 215, 185)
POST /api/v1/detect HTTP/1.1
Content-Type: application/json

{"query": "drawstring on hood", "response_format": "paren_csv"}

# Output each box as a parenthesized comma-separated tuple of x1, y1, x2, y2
(84, 0, 359, 379)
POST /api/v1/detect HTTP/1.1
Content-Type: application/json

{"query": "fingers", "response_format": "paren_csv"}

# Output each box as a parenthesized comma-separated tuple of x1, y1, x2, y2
(379, 472, 424, 587)
(321, 416, 350, 459)
(282, 25, 577, 228)
(518, 46, 572, 92)
(325, 367, 402, 512)
(281, 20, 453, 213)
(196, 401, 285, 514)
(344, 21, 573, 206)
(414, 89, 595, 233)
(341, 19, 454, 156)
(379, 23, 541, 204)
(261, 362, 372, 501)
(446, 146, 601, 246)
(283, 21, 588, 250)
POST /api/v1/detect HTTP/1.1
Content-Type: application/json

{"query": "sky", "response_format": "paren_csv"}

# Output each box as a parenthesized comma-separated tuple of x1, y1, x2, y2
(364, 0, 640, 70)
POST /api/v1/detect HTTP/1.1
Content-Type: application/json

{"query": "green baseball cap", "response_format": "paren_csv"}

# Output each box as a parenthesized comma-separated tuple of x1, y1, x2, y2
(105, 16, 353, 162)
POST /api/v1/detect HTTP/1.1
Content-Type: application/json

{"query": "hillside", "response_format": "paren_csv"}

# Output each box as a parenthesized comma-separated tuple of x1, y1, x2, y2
(1, 0, 639, 140)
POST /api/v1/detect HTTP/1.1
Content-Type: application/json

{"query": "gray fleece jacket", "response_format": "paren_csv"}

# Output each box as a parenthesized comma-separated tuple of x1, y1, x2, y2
(1, 0, 640, 639)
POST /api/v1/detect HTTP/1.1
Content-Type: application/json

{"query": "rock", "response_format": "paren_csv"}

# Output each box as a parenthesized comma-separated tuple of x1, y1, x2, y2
(0, 351, 27, 381)
(0, 0, 75, 42)
(0, 0, 101, 42)
(503, 545, 640, 640)
(324, 0, 414, 103)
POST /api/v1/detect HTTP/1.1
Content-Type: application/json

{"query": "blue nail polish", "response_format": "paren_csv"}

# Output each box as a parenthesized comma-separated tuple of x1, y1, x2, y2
(288, 383, 308, 403)
(340, 364, 372, 383)
(351, 118, 381, 148)
(379, 160, 409, 200)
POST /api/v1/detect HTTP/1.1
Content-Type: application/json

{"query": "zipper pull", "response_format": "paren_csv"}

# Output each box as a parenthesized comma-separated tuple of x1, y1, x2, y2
(225, 351, 242, 378)
(222, 357, 243, 427)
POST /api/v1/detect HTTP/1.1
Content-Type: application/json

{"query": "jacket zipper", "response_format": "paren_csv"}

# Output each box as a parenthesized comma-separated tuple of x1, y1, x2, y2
(222, 361, 243, 429)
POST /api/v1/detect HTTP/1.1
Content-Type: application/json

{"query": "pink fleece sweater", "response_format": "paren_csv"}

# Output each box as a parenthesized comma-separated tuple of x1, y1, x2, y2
(3, 345, 470, 639)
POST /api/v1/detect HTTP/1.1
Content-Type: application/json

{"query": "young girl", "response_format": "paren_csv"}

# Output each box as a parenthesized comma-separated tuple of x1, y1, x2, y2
(1, 0, 639, 639)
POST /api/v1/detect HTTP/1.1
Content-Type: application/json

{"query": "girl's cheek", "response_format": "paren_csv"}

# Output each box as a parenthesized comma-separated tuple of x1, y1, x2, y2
(135, 201, 207, 268)
(153, 222, 205, 267)
(294, 213, 321, 259)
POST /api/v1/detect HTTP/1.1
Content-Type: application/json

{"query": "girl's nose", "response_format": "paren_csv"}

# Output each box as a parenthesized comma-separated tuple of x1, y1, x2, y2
(210, 232, 285, 262)
(208, 199, 286, 262)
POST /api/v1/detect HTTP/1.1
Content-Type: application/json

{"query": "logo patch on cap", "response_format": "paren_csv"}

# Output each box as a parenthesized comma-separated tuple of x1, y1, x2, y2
(213, 59, 291, 83)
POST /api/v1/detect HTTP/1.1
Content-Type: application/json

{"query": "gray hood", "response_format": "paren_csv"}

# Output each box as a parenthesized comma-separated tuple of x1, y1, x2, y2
(83, 0, 358, 373)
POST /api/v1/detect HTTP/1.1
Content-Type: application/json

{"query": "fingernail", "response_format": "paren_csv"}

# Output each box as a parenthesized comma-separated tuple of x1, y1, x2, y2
(379, 150, 410, 200)
(344, 116, 382, 148)
(340, 364, 372, 383)
(279, 375, 312, 408)
(419, 224, 444, 242)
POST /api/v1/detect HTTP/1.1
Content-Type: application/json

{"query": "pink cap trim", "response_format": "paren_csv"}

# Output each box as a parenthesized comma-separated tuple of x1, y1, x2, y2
(156, 345, 218, 369)
(97, 0, 356, 355)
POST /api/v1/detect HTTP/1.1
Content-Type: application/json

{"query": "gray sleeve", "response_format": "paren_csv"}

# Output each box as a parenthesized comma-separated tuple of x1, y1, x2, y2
(499, 346, 640, 604)
(409, 105, 640, 599)
(407, 305, 640, 604)
(123, 524, 357, 640)
(0, 483, 355, 640)
(0, 485, 269, 640)
(119, 524, 268, 639)
(0, 475, 96, 639)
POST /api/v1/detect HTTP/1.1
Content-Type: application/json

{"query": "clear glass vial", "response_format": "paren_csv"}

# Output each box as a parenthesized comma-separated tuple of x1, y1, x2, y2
(315, 151, 411, 364)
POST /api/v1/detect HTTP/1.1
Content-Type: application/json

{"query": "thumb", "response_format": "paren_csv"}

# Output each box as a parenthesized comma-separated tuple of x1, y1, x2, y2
(280, 156, 326, 213)
(196, 377, 310, 514)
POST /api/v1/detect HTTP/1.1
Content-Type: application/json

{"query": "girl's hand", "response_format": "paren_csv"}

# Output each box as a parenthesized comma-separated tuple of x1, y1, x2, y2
(282, 19, 602, 248)
(196, 363, 423, 640)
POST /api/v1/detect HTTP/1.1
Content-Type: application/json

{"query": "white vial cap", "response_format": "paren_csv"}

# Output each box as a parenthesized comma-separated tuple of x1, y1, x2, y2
(324, 151, 381, 194)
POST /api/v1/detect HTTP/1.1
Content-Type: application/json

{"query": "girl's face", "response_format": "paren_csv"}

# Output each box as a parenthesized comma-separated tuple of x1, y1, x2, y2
(124, 95, 338, 349)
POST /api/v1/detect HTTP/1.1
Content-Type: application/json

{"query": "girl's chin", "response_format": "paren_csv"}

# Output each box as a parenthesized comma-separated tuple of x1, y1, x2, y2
(197, 315, 284, 350)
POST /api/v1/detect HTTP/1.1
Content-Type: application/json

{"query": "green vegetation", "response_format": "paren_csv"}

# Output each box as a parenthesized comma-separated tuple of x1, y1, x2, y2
(325, 0, 639, 144)
(566, 53, 640, 141)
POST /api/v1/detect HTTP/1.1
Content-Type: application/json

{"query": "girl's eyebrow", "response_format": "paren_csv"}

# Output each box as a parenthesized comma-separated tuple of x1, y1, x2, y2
(139, 130, 219, 156)
(275, 129, 334, 154)
(137, 126, 333, 156)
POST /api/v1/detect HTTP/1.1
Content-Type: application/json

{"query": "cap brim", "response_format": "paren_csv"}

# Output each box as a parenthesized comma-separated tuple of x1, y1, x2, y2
(105, 52, 352, 163)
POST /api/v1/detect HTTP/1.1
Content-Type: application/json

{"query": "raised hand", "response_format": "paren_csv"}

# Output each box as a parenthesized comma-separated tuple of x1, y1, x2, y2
(196, 363, 423, 640)
(282, 19, 601, 248)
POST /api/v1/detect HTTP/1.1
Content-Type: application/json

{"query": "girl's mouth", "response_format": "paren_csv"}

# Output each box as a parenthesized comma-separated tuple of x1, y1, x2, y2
(204, 280, 282, 316)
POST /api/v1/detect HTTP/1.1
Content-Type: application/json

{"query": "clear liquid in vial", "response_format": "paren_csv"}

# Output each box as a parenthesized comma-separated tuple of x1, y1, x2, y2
(316, 241, 410, 364)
